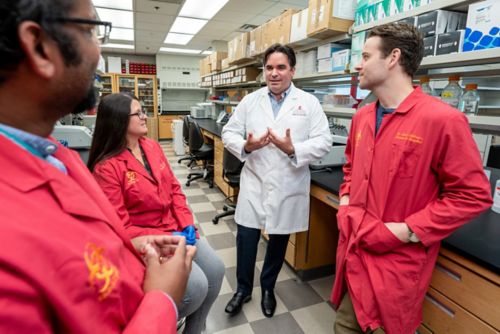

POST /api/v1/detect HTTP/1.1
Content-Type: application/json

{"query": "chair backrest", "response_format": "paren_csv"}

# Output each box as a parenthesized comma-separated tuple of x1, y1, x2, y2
(223, 148, 244, 175)
(188, 120, 205, 152)
(182, 115, 191, 145)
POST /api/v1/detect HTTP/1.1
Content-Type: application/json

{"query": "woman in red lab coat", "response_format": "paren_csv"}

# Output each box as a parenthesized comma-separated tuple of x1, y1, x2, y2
(88, 93, 224, 334)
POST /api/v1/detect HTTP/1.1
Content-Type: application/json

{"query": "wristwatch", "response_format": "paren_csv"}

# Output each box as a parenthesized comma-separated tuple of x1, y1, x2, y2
(408, 227, 420, 243)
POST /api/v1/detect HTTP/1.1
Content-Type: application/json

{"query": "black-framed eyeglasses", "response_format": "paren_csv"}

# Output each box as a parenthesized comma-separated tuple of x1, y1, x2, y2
(129, 110, 147, 119)
(46, 17, 112, 44)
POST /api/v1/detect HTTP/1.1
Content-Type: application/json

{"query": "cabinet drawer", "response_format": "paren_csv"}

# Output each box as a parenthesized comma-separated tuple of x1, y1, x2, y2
(310, 185, 339, 209)
(422, 287, 497, 334)
(430, 256, 500, 329)
(417, 324, 432, 334)
(289, 232, 296, 245)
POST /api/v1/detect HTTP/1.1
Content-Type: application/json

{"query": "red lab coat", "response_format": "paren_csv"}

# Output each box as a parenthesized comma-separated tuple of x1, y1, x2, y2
(93, 137, 194, 239)
(0, 135, 177, 333)
(330, 87, 492, 333)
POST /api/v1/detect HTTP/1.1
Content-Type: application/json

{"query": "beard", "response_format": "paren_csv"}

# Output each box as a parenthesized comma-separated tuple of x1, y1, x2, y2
(71, 84, 97, 115)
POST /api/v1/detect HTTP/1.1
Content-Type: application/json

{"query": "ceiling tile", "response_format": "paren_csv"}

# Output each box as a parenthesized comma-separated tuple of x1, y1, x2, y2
(135, 0, 180, 15)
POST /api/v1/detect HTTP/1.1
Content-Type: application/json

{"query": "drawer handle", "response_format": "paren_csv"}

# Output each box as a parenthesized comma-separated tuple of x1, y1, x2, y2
(326, 195, 340, 205)
(425, 293, 455, 318)
(435, 262, 462, 282)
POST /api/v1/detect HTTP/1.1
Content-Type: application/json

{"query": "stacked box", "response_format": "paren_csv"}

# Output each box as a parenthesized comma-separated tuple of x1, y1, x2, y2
(249, 26, 263, 56)
(416, 10, 467, 38)
(436, 30, 465, 55)
(332, 49, 351, 72)
(210, 52, 228, 71)
(261, 9, 299, 50)
(290, 8, 321, 45)
(307, 0, 355, 39)
(350, 31, 367, 72)
(463, 0, 500, 52)
(423, 35, 437, 56)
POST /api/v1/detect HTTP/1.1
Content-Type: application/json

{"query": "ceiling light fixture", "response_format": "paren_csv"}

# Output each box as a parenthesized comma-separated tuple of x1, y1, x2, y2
(179, 0, 229, 20)
(92, 0, 133, 11)
(170, 17, 208, 35)
(100, 43, 135, 49)
(159, 47, 202, 54)
(109, 27, 134, 41)
(164, 32, 194, 45)
(95, 8, 134, 29)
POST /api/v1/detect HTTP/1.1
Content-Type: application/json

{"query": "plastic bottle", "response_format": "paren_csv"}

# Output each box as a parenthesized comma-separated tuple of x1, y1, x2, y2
(492, 179, 500, 214)
(420, 76, 437, 96)
(458, 84, 480, 116)
(441, 75, 463, 108)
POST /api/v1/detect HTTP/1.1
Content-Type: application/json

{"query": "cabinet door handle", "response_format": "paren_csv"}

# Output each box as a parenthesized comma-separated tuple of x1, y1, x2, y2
(326, 195, 340, 205)
(435, 262, 462, 282)
(425, 293, 455, 318)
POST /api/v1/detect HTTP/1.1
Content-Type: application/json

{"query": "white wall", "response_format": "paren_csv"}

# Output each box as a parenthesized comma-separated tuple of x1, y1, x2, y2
(155, 54, 203, 89)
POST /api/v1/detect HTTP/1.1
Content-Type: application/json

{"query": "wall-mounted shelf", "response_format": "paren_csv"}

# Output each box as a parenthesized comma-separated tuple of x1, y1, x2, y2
(294, 70, 352, 81)
(353, 0, 474, 33)
(420, 48, 500, 69)
(468, 115, 500, 135)
(207, 80, 265, 89)
(322, 105, 357, 118)
(162, 87, 209, 91)
(211, 100, 239, 106)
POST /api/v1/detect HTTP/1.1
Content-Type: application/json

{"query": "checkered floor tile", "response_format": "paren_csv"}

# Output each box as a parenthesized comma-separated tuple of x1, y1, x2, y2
(160, 141, 336, 334)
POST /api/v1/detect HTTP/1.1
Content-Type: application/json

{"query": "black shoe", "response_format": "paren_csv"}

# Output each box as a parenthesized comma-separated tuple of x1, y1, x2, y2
(261, 289, 276, 318)
(225, 292, 251, 315)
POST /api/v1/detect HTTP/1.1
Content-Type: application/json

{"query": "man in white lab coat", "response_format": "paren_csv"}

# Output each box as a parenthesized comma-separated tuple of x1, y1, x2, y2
(222, 44, 332, 318)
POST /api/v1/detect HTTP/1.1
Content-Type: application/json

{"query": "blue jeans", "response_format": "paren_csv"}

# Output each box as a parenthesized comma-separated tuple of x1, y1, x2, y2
(177, 238, 224, 334)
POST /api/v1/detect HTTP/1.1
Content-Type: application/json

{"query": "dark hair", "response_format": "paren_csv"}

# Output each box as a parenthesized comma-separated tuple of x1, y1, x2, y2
(263, 43, 296, 68)
(368, 22, 424, 77)
(87, 93, 137, 171)
(0, 0, 81, 84)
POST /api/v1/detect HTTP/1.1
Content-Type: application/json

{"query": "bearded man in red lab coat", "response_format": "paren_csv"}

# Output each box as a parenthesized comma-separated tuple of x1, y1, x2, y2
(0, 1, 194, 333)
(331, 22, 492, 334)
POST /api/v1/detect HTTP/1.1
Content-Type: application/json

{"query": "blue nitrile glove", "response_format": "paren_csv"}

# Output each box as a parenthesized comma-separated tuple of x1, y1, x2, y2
(173, 226, 197, 246)
(183, 225, 197, 246)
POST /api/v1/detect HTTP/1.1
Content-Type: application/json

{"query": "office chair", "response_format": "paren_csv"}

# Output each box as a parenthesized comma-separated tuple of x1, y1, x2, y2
(185, 120, 214, 188)
(212, 148, 244, 224)
(177, 116, 196, 167)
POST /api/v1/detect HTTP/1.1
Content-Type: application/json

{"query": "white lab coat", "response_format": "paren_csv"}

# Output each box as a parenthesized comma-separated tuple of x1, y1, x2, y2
(222, 84, 332, 234)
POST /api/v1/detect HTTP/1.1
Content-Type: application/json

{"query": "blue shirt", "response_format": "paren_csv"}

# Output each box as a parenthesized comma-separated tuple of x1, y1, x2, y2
(0, 123, 67, 174)
(375, 103, 395, 135)
(268, 85, 292, 119)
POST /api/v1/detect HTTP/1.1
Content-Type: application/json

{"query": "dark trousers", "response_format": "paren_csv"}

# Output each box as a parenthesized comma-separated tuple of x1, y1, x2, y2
(236, 224, 290, 296)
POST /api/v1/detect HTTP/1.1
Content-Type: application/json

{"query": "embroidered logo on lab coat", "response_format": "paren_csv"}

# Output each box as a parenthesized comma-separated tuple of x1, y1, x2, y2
(292, 105, 306, 116)
(395, 132, 423, 144)
(355, 131, 362, 147)
(126, 171, 138, 185)
(84, 242, 120, 301)
(159, 162, 166, 170)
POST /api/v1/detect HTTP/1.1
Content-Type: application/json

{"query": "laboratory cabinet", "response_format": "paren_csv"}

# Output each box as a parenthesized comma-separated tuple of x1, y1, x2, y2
(158, 115, 183, 139)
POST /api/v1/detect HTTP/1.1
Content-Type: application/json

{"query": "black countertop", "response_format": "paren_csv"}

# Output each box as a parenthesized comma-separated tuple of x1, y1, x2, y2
(195, 118, 225, 137)
(160, 110, 190, 115)
(196, 119, 500, 273)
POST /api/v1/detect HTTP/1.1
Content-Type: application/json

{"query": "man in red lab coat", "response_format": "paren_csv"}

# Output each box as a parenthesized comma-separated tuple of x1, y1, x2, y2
(0, 0, 194, 332)
(331, 23, 492, 334)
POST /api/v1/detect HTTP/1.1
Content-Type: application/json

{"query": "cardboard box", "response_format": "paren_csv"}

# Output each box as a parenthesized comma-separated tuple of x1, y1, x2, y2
(317, 42, 348, 59)
(423, 35, 437, 56)
(317, 58, 333, 72)
(463, 0, 500, 52)
(210, 52, 228, 71)
(249, 26, 263, 56)
(221, 58, 230, 70)
(290, 8, 321, 45)
(349, 51, 362, 72)
(331, 49, 351, 71)
(436, 30, 465, 55)
(351, 31, 367, 54)
(416, 10, 467, 38)
(234, 32, 250, 61)
(307, 0, 355, 39)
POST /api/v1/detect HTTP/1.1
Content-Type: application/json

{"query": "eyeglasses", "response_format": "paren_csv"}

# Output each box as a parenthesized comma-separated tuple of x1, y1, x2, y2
(129, 110, 148, 119)
(46, 17, 112, 44)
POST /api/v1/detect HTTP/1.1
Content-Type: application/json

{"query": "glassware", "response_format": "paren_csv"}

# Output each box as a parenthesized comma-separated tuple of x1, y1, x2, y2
(441, 75, 463, 108)
(420, 76, 437, 96)
(458, 83, 480, 116)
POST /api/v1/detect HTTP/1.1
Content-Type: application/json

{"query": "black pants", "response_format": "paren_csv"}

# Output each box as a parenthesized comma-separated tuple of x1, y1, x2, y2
(236, 224, 290, 295)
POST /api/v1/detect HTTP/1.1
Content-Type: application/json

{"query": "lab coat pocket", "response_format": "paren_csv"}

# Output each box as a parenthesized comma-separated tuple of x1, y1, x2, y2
(390, 142, 422, 178)
(336, 205, 350, 243)
(360, 221, 405, 254)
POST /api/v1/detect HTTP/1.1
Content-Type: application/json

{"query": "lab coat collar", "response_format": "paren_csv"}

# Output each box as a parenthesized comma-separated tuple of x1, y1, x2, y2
(114, 138, 159, 185)
(0, 134, 142, 260)
(258, 83, 299, 123)
(368, 86, 423, 116)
